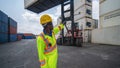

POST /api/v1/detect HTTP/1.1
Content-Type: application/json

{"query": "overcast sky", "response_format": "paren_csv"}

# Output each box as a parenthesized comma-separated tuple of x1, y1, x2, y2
(0, 0, 99, 35)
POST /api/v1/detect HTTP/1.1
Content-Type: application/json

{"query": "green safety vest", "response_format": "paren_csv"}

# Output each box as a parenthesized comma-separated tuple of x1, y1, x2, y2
(37, 24, 64, 68)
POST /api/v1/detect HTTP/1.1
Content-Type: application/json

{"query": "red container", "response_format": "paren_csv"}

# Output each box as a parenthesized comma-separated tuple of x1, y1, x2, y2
(9, 26, 17, 34)
(23, 33, 34, 36)
(17, 35, 22, 41)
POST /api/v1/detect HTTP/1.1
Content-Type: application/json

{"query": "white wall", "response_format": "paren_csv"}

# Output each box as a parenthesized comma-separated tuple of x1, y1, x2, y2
(92, 25, 120, 45)
(100, 0, 120, 16)
(100, 9, 120, 28)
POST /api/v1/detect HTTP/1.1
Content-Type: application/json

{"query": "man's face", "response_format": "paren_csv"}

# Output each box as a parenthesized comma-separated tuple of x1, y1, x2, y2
(47, 22, 53, 30)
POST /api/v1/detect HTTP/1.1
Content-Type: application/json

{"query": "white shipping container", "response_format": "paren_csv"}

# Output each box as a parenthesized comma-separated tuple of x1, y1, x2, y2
(74, 5, 92, 21)
(92, 25, 120, 45)
(83, 30, 92, 42)
(64, 5, 92, 21)
(74, 0, 92, 10)
(64, 0, 92, 11)
(100, 9, 120, 28)
(76, 17, 93, 30)
(100, 0, 120, 16)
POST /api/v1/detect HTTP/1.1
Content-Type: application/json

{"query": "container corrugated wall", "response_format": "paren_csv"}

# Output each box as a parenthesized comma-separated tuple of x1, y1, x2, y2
(9, 34, 17, 42)
(0, 10, 8, 43)
(0, 33, 8, 43)
(8, 17, 17, 42)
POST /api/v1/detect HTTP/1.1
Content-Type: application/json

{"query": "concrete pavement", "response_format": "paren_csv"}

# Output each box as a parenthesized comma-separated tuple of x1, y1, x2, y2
(0, 40, 120, 68)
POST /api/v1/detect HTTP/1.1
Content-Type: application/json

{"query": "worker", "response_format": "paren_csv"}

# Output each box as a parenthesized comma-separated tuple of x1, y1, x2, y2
(37, 14, 65, 68)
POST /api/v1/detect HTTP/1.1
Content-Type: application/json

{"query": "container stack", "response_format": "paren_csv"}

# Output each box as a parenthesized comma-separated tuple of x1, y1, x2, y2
(74, 0, 93, 30)
(0, 10, 9, 43)
(23, 33, 35, 39)
(57, 0, 94, 43)
(74, 0, 93, 43)
(8, 17, 17, 42)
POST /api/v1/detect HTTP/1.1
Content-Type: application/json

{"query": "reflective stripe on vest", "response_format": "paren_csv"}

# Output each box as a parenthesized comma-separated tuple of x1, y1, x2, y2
(40, 33, 49, 50)
(44, 44, 57, 54)
(40, 60, 45, 66)
(40, 33, 57, 54)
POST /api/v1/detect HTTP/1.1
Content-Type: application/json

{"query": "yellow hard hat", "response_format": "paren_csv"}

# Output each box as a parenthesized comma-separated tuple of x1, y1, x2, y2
(40, 14, 52, 25)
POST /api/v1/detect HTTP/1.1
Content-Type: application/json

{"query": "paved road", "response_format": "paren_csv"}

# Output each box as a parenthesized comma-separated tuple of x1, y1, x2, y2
(0, 40, 120, 68)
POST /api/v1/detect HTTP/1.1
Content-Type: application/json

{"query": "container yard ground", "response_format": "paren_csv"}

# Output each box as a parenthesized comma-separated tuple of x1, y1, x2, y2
(0, 40, 120, 68)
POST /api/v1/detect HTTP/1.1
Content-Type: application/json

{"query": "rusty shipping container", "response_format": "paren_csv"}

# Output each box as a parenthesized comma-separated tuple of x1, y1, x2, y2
(23, 33, 34, 36)
(22, 33, 35, 39)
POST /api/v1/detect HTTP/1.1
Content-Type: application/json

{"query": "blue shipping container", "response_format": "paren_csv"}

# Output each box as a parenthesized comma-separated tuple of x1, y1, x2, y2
(0, 22, 8, 33)
(0, 10, 8, 24)
(9, 34, 17, 42)
(0, 33, 8, 43)
(8, 17, 17, 28)
(24, 36, 34, 39)
(0, 10, 2, 20)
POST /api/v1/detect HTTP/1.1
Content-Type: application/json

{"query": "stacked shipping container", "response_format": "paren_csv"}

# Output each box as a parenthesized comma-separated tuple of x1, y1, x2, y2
(74, 0, 93, 43)
(22, 33, 35, 39)
(0, 10, 8, 43)
(0, 10, 36, 43)
(8, 17, 17, 42)
(58, 0, 93, 43)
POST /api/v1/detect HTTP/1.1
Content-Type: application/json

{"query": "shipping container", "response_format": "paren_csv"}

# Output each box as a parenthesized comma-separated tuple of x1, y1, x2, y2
(76, 17, 93, 30)
(24, 0, 68, 13)
(9, 34, 17, 42)
(64, 4, 92, 21)
(17, 34, 22, 41)
(74, 0, 92, 10)
(24, 0, 92, 13)
(0, 33, 8, 43)
(0, 22, 8, 33)
(18, 33, 35, 39)
(23, 36, 35, 39)
(64, 17, 93, 30)
(92, 25, 120, 45)
(82, 30, 92, 43)
(100, 0, 120, 16)
(8, 17, 17, 28)
(23, 33, 34, 36)
(9, 26, 17, 34)
(100, 0, 120, 28)
(0, 10, 8, 24)
(74, 5, 92, 21)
